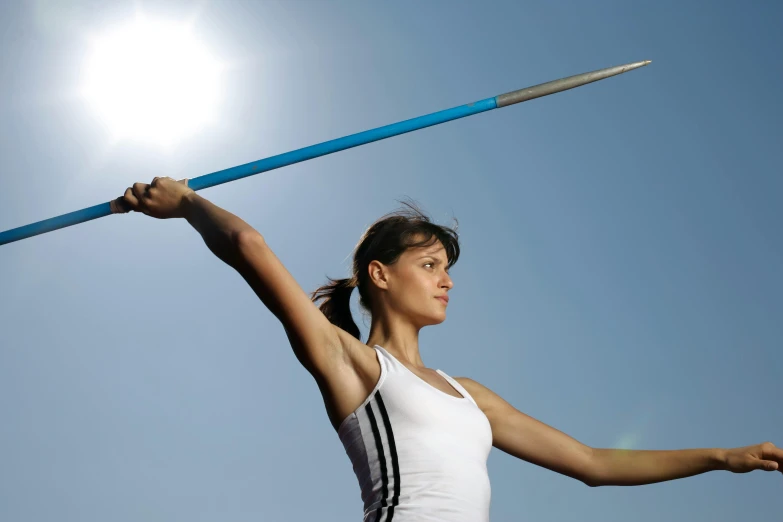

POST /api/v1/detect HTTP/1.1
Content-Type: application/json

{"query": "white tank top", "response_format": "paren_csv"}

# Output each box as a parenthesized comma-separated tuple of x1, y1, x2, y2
(338, 345, 493, 522)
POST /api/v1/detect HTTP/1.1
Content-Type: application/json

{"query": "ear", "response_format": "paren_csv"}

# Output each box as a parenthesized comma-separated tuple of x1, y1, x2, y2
(367, 260, 389, 290)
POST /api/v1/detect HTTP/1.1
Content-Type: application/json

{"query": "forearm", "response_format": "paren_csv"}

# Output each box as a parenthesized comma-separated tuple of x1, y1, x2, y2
(180, 192, 258, 267)
(588, 447, 727, 487)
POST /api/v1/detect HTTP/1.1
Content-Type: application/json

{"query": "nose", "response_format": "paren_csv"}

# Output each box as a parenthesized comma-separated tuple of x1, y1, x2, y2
(441, 271, 454, 291)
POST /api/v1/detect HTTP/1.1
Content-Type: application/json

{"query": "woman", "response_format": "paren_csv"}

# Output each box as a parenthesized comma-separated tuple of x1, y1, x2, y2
(118, 176, 782, 522)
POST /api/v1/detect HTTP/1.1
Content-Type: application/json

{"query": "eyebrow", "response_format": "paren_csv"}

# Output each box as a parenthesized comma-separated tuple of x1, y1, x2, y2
(416, 254, 445, 263)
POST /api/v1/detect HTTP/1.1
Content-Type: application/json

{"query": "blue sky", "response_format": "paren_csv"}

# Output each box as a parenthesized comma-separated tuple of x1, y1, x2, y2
(1, 1, 781, 520)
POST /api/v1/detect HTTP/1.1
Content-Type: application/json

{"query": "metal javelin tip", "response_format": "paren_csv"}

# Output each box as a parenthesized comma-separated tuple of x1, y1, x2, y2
(495, 60, 651, 108)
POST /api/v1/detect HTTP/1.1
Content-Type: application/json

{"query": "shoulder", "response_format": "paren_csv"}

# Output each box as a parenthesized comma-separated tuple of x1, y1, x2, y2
(453, 376, 482, 393)
(453, 376, 512, 416)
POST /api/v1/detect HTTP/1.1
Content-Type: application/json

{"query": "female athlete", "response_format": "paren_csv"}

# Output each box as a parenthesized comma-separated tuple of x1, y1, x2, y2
(117, 176, 782, 522)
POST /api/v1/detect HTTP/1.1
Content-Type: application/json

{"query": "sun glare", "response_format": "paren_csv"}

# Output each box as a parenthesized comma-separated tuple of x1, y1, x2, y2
(83, 17, 221, 145)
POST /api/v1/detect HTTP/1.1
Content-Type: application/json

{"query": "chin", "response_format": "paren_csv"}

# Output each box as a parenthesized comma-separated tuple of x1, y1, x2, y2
(421, 312, 447, 327)
(407, 306, 447, 328)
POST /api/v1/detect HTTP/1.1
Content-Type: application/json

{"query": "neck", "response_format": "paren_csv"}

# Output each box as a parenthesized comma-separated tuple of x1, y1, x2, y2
(366, 313, 425, 368)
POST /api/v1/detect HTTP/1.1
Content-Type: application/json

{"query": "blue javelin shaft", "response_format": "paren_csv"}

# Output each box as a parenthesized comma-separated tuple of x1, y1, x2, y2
(0, 60, 650, 246)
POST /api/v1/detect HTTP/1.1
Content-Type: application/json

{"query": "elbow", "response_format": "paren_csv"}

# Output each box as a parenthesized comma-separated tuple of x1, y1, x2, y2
(578, 466, 600, 487)
(582, 476, 601, 488)
(232, 229, 265, 268)
(581, 448, 602, 488)
(235, 229, 264, 250)
(580, 469, 602, 487)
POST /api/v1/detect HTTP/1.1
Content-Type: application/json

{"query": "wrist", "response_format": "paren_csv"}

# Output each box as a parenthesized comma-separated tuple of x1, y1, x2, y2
(712, 448, 728, 471)
(179, 190, 199, 220)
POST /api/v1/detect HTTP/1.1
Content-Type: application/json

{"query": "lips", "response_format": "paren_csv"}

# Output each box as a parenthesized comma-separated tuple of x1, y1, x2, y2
(436, 296, 449, 305)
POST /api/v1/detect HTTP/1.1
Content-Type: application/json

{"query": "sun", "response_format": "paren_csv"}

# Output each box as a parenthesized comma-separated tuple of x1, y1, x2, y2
(82, 17, 221, 145)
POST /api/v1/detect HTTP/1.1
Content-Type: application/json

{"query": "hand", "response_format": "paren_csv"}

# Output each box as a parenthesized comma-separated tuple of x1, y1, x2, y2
(723, 442, 783, 474)
(113, 176, 194, 219)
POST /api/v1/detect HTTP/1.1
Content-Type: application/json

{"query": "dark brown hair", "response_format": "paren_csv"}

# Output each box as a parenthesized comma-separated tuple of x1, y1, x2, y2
(311, 202, 460, 340)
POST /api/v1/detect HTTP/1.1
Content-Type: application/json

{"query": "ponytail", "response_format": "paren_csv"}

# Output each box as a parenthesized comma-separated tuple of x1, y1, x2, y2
(311, 277, 361, 340)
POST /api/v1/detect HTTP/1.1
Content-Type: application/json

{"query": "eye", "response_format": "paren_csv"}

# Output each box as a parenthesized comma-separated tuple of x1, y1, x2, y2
(423, 262, 434, 269)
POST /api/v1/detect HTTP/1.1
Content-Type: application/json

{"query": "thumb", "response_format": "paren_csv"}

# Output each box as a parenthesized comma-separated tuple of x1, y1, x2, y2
(110, 196, 130, 214)
(761, 461, 779, 471)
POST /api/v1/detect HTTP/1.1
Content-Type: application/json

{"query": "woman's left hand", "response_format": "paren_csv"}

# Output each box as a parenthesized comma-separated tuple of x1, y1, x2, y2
(723, 442, 783, 474)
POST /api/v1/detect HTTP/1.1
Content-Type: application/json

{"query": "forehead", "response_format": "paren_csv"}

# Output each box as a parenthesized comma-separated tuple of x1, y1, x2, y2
(403, 239, 447, 259)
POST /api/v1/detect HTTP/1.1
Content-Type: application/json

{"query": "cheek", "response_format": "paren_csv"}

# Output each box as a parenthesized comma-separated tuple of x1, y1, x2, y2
(395, 269, 428, 298)
(406, 273, 440, 306)
(409, 270, 434, 291)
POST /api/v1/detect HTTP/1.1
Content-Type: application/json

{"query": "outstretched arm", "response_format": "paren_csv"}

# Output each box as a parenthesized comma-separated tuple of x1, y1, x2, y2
(457, 377, 783, 487)
(588, 443, 782, 486)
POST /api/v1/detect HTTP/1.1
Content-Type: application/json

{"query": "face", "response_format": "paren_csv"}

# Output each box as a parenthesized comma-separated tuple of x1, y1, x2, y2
(368, 240, 454, 328)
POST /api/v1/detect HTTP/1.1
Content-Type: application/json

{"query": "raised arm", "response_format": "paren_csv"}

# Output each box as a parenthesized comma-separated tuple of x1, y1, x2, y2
(118, 177, 348, 376)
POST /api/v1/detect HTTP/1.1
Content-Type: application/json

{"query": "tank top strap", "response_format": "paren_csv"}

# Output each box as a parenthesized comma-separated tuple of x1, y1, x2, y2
(374, 345, 480, 407)
(436, 370, 479, 408)
(373, 344, 404, 373)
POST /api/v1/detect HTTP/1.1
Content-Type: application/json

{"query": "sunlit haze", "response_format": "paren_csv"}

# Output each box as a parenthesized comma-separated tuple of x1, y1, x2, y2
(82, 16, 221, 145)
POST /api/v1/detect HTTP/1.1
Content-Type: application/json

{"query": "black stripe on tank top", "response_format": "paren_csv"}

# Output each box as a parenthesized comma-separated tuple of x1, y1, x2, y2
(365, 399, 390, 520)
(374, 392, 400, 516)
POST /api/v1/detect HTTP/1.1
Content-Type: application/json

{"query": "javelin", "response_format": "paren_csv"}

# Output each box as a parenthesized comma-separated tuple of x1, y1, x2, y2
(0, 60, 650, 246)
